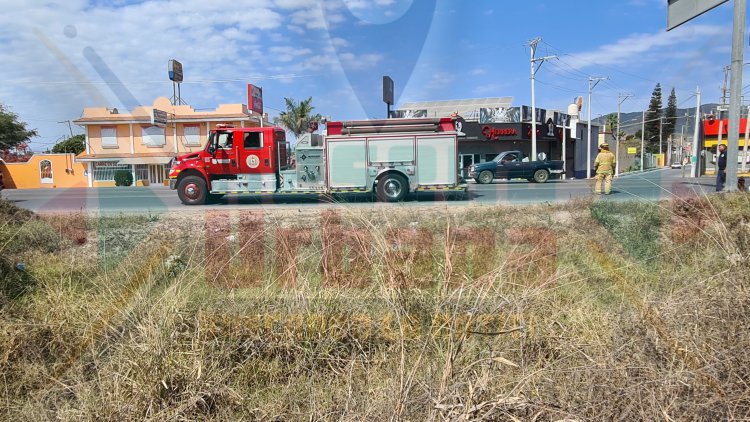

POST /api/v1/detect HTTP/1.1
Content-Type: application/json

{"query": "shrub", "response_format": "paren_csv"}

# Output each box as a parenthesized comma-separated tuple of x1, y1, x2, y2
(114, 170, 133, 187)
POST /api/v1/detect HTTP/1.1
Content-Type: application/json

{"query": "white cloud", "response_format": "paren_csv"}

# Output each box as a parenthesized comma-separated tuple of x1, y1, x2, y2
(331, 37, 350, 48)
(472, 83, 507, 96)
(426, 72, 455, 90)
(565, 24, 729, 70)
(338, 52, 383, 70)
(269, 46, 314, 62)
(0, 0, 353, 145)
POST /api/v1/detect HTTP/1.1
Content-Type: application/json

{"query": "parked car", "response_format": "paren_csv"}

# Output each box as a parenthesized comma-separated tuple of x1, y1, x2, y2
(468, 151, 564, 184)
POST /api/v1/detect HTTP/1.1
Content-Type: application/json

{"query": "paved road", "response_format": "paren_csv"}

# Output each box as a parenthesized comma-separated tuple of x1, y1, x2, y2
(0, 168, 720, 214)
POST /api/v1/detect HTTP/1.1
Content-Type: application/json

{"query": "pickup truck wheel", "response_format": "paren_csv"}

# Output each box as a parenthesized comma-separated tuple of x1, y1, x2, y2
(477, 170, 494, 184)
(532, 169, 550, 183)
(177, 175, 207, 205)
(376, 174, 408, 202)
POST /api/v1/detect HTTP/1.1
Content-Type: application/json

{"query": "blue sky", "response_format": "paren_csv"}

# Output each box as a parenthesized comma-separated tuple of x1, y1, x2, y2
(0, 0, 739, 149)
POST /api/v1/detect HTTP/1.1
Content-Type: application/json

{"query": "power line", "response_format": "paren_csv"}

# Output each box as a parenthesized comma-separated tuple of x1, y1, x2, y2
(0, 74, 315, 86)
(541, 40, 696, 94)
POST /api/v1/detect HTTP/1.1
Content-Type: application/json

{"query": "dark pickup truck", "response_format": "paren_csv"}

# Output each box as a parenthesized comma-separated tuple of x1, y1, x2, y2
(468, 151, 564, 184)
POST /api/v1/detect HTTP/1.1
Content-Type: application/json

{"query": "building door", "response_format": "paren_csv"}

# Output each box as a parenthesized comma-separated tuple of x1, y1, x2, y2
(148, 165, 164, 184)
(459, 154, 475, 179)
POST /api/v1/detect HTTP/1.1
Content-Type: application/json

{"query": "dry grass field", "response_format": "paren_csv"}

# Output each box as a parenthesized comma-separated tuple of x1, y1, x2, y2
(1, 193, 749, 421)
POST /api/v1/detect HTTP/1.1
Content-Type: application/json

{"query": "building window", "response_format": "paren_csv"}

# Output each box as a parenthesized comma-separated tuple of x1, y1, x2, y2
(142, 126, 166, 146)
(40, 160, 53, 183)
(92, 161, 129, 181)
(183, 125, 201, 146)
(101, 127, 117, 148)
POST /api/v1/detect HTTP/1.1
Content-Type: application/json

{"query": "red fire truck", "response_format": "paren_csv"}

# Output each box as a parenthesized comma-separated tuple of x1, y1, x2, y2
(168, 117, 466, 204)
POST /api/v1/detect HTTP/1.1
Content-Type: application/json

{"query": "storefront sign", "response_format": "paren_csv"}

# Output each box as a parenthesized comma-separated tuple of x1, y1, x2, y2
(481, 125, 518, 140)
(460, 121, 566, 142)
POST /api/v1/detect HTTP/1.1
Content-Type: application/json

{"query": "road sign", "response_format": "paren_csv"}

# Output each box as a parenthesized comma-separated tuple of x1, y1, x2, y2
(383, 76, 394, 106)
(168, 59, 183, 82)
(628, 147, 638, 155)
(152, 109, 168, 127)
(667, 0, 729, 31)
(247, 84, 263, 115)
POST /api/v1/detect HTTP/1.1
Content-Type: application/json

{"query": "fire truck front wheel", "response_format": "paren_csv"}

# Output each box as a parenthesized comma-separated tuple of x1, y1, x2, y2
(177, 175, 208, 205)
(376, 173, 408, 202)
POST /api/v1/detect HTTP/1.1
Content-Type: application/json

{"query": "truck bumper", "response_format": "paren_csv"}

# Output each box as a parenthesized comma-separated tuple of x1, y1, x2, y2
(169, 178, 177, 190)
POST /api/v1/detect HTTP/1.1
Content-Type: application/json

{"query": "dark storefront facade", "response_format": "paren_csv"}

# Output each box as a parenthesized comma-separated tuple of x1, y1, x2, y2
(458, 120, 599, 179)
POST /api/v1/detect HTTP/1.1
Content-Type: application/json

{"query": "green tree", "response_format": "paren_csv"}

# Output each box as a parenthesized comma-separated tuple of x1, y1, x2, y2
(276, 97, 322, 139)
(644, 83, 662, 153)
(51, 134, 85, 155)
(663, 87, 677, 141)
(0, 104, 37, 151)
(605, 113, 623, 142)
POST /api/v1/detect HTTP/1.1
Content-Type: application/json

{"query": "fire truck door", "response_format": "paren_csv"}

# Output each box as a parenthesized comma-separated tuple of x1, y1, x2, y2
(236, 131, 271, 174)
(210, 131, 236, 175)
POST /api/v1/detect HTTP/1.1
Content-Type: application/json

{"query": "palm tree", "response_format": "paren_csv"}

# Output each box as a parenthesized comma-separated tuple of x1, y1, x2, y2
(276, 97, 322, 138)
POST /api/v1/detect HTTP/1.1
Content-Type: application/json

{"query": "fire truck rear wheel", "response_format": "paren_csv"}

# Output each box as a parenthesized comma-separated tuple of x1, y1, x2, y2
(177, 175, 207, 205)
(376, 173, 408, 202)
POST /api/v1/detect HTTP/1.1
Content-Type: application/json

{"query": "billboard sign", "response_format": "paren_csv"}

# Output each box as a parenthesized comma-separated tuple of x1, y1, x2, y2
(383, 76, 394, 105)
(152, 109, 168, 127)
(667, 0, 728, 31)
(521, 106, 550, 124)
(247, 84, 264, 115)
(168, 59, 183, 82)
(392, 109, 427, 118)
(479, 107, 521, 123)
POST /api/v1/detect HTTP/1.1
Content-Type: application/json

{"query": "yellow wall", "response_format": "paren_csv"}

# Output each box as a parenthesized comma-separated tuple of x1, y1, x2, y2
(88, 120, 247, 156)
(88, 124, 130, 154)
(0, 154, 87, 189)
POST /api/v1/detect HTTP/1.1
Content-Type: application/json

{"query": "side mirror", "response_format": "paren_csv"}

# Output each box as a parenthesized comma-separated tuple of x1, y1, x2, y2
(208, 145, 216, 155)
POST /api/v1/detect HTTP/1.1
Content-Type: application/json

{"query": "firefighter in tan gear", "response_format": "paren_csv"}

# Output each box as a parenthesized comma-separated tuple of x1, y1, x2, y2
(593, 143, 616, 195)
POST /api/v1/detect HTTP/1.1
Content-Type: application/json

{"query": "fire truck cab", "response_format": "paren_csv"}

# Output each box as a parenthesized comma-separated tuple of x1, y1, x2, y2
(169, 117, 465, 204)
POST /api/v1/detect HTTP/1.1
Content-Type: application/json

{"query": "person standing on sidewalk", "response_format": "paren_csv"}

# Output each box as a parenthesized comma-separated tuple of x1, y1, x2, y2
(593, 143, 616, 195)
(716, 143, 727, 192)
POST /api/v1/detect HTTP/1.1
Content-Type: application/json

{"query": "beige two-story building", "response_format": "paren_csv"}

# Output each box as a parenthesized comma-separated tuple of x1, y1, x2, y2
(74, 97, 265, 187)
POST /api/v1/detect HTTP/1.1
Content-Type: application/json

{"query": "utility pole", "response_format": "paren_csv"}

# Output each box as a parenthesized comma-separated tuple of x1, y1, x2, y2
(659, 116, 663, 165)
(714, 66, 730, 174)
(641, 110, 646, 172)
(691, 87, 701, 178)
(58, 120, 74, 137)
(587, 76, 608, 178)
(527, 37, 557, 162)
(726, 0, 746, 191)
(744, 99, 750, 173)
(616, 93, 632, 176)
(721, 65, 730, 105)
